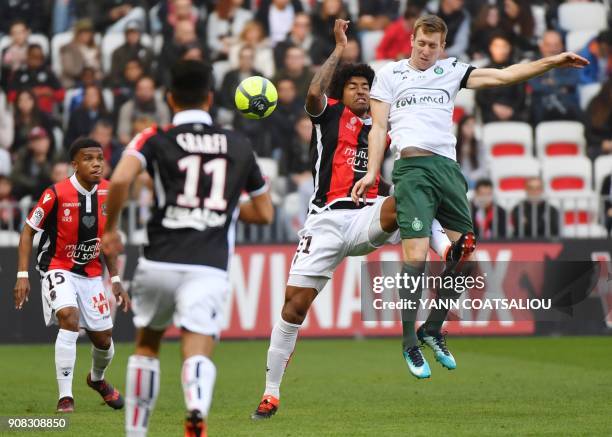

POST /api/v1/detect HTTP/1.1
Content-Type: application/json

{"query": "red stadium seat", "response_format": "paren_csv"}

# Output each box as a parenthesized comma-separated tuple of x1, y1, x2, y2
(536, 121, 585, 159)
(483, 122, 533, 161)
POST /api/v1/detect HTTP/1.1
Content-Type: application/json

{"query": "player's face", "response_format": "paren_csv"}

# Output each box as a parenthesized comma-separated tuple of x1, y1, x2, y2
(410, 29, 445, 71)
(74, 148, 104, 184)
(342, 76, 370, 116)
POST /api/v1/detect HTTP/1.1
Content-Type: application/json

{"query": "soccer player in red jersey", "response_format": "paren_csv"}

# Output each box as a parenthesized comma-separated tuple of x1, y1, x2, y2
(13, 138, 131, 413)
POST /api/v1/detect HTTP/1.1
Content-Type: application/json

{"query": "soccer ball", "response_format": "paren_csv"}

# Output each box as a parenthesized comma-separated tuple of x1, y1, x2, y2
(235, 76, 278, 119)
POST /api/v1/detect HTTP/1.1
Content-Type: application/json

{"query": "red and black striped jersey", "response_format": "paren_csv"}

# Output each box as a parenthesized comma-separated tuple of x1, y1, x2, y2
(307, 97, 386, 213)
(26, 175, 108, 278)
(124, 110, 266, 272)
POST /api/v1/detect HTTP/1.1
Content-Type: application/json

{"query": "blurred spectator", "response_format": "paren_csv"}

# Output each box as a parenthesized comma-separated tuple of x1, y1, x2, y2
(11, 89, 57, 154)
(0, 148, 10, 176)
(498, 0, 536, 54)
(0, 92, 14, 150)
(1, 21, 31, 88)
(10, 126, 58, 199)
(273, 46, 313, 100)
(207, 0, 253, 61)
(108, 20, 153, 87)
(255, 0, 303, 45)
(131, 114, 157, 138)
(0, 175, 21, 231)
(7, 44, 64, 114)
(157, 19, 201, 87)
(456, 115, 486, 189)
(511, 176, 559, 238)
(357, 0, 398, 31)
(50, 161, 71, 183)
(65, 67, 99, 117)
(65, 85, 109, 148)
(428, 0, 470, 59)
(86, 0, 146, 34)
(468, 4, 499, 60)
(110, 59, 145, 118)
(219, 45, 262, 111)
(529, 30, 580, 125)
(341, 38, 361, 64)
(229, 20, 275, 78)
(601, 173, 612, 234)
(281, 114, 313, 230)
(90, 120, 122, 177)
(471, 178, 507, 239)
(0, 0, 46, 34)
(181, 43, 205, 61)
(274, 12, 314, 70)
(476, 33, 526, 123)
(266, 78, 303, 159)
(578, 30, 611, 86)
(376, 2, 422, 61)
(60, 19, 102, 88)
(159, 0, 205, 41)
(584, 79, 612, 159)
(310, 0, 356, 65)
(117, 76, 170, 145)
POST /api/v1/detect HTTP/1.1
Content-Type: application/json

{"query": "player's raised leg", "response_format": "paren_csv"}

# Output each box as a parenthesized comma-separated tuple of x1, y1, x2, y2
(125, 327, 163, 437)
(54, 307, 79, 413)
(86, 328, 124, 409)
(252, 284, 318, 419)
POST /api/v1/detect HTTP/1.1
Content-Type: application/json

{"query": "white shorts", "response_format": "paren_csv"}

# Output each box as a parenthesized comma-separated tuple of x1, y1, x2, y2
(41, 269, 113, 332)
(130, 258, 228, 339)
(288, 197, 400, 291)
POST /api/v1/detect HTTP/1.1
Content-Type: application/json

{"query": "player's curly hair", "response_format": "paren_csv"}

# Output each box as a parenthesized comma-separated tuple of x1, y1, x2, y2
(328, 63, 375, 101)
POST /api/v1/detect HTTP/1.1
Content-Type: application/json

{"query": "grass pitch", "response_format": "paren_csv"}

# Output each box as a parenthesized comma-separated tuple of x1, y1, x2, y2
(0, 337, 610, 436)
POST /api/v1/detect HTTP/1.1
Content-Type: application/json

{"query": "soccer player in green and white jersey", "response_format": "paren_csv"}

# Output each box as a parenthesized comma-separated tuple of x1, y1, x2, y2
(352, 15, 588, 378)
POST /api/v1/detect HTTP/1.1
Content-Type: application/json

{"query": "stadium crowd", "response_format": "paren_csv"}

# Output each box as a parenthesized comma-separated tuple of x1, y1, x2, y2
(0, 0, 610, 241)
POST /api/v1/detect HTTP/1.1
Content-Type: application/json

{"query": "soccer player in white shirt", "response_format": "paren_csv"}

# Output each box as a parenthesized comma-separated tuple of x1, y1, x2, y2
(352, 15, 588, 378)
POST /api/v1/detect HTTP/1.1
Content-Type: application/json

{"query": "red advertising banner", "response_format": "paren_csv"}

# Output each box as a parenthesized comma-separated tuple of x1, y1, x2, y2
(165, 243, 565, 339)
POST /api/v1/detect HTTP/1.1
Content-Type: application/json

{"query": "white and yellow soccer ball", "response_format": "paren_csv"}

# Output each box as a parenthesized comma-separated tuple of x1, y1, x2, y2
(234, 76, 278, 119)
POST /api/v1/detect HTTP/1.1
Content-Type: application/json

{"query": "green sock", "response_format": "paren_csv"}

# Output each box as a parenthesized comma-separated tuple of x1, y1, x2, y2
(399, 262, 425, 351)
(423, 273, 462, 335)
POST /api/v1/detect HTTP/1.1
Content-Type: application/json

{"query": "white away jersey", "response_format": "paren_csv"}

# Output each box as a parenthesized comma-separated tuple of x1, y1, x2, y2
(370, 57, 475, 161)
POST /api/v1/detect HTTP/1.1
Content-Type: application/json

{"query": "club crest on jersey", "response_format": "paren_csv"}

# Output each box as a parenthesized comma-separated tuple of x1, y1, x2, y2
(31, 207, 44, 226)
(82, 215, 96, 228)
(62, 208, 72, 222)
(434, 66, 444, 75)
(411, 217, 423, 231)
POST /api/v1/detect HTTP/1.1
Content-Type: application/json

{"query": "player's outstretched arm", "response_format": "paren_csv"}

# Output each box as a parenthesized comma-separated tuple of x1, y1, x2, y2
(466, 52, 589, 89)
(351, 99, 390, 204)
(305, 19, 348, 116)
(239, 191, 274, 224)
(13, 224, 36, 310)
(102, 154, 142, 258)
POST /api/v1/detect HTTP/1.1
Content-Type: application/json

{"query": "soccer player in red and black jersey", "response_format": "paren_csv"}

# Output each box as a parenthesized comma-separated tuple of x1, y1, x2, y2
(102, 60, 273, 437)
(13, 138, 130, 413)
(251, 20, 471, 419)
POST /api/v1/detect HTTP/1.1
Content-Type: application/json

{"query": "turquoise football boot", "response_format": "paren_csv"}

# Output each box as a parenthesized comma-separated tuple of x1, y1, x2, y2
(403, 346, 431, 379)
(417, 326, 456, 370)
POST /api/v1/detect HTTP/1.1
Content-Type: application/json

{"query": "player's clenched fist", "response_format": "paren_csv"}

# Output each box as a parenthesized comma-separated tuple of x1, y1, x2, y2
(111, 281, 131, 313)
(13, 278, 30, 310)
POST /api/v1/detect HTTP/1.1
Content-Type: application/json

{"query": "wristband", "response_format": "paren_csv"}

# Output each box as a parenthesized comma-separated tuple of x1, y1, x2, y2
(111, 276, 121, 284)
(17, 271, 29, 279)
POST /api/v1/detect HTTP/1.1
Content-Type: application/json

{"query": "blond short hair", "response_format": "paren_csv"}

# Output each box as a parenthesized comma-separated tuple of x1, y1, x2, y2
(413, 15, 448, 42)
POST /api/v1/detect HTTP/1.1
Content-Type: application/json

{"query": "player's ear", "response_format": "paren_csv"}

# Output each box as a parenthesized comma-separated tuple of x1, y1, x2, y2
(166, 92, 177, 113)
(205, 91, 214, 110)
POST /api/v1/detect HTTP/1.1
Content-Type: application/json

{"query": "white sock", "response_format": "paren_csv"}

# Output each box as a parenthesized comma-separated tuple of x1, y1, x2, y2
(430, 219, 451, 259)
(91, 340, 114, 382)
(264, 318, 300, 399)
(55, 329, 78, 399)
(125, 355, 160, 437)
(181, 355, 216, 418)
